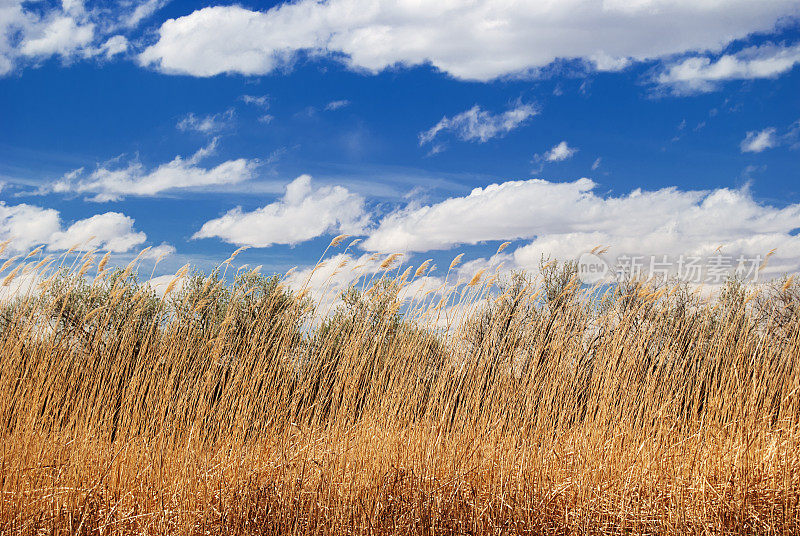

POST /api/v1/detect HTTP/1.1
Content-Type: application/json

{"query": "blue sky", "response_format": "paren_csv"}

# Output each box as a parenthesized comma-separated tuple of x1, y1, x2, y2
(1, 0, 800, 293)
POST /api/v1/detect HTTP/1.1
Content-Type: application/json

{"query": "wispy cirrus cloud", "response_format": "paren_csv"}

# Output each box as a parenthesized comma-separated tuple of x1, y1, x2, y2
(740, 119, 800, 153)
(419, 102, 537, 148)
(240, 94, 269, 108)
(48, 139, 258, 202)
(177, 109, 235, 134)
(656, 42, 800, 95)
(122, 0, 168, 29)
(325, 99, 350, 111)
(741, 128, 778, 153)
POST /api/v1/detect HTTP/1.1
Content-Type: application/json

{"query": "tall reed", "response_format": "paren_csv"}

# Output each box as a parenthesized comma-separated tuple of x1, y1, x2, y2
(0, 251, 798, 534)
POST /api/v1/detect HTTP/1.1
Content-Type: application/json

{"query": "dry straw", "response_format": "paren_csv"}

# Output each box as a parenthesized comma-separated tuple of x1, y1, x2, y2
(0, 250, 798, 534)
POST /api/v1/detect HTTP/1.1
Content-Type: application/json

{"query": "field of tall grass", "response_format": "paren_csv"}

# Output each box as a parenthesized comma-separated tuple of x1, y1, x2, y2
(1, 240, 799, 534)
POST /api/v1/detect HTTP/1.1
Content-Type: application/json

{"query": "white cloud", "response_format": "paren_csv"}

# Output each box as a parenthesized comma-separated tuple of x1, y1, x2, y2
(0, 270, 43, 302)
(140, 243, 176, 261)
(138, 1, 799, 81)
(99, 35, 128, 58)
(281, 251, 446, 314)
(657, 43, 800, 94)
(145, 272, 187, 297)
(123, 0, 167, 29)
(532, 141, 578, 172)
(425, 143, 446, 157)
(788, 119, 800, 149)
(0, 201, 147, 254)
(48, 212, 147, 252)
(50, 140, 258, 202)
(741, 128, 778, 153)
(240, 94, 269, 108)
(325, 99, 350, 111)
(591, 158, 602, 170)
(362, 178, 800, 281)
(284, 252, 378, 309)
(544, 141, 578, 162)
(59, 0, 85, 19)
(0, 202, 60, 253)
(177, 109, 234, 134)
(739, 120, 800, 153)
(364, 178, 601, 252)
(0, 0, 163, 75)
(240, 95, 273, 123)
(18, 15, 94, 58)
(193, 174, 370, 247)
(419, 103, 537, 146)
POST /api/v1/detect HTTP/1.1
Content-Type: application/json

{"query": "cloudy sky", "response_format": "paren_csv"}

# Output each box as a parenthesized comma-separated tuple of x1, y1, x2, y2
(2, 0, 800, 289)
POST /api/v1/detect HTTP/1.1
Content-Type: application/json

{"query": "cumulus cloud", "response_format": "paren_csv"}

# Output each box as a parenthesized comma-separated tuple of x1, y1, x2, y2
(193, 174, 370, 247)
(0, 270, 43, 302)
(0, 202, 60, 253)
(137, 1, 799, 81)
(285, 253, 378, 307)
(99, 35, 128, 58)
(0, 0, 167, 75)
(140, 243, 176, 261)
(281, 251, 446, 314)
(0, 0, 95, 75)
(532, 141, 578, 172)
(48, 212, 147, 252)
(177, 109, 234, 134)
(419, 103, 537, 146)
(18, 15, 95, 58)
(0, 201, 147, 254)
(656, 43, 800, 94)
(145, 272, 188, 297)
(544, 141, 578, 162)
(50, 140, 258, 202)
(741, 128, 778, 153)
(362, 178, 800, 280)
(364, 178, 602, 252)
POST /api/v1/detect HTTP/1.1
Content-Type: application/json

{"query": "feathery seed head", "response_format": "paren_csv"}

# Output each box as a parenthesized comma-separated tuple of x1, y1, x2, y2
(449, 253, 464, 271)
(380, 253, 402, 269)
(328, 234, 350, 248)
(415, 260, 432, 278)
(468, 269, 486, 287)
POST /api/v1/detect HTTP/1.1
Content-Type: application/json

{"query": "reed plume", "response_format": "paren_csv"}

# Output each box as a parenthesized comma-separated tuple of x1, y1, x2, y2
(0, 253, 798, 535)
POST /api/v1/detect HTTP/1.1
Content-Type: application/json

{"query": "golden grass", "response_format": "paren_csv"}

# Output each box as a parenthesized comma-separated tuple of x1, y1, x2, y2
(0, 250, 799, 534)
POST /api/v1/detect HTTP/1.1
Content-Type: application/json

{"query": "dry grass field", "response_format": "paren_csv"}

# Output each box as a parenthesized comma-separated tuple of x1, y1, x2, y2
(1, 242, 799, 534)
